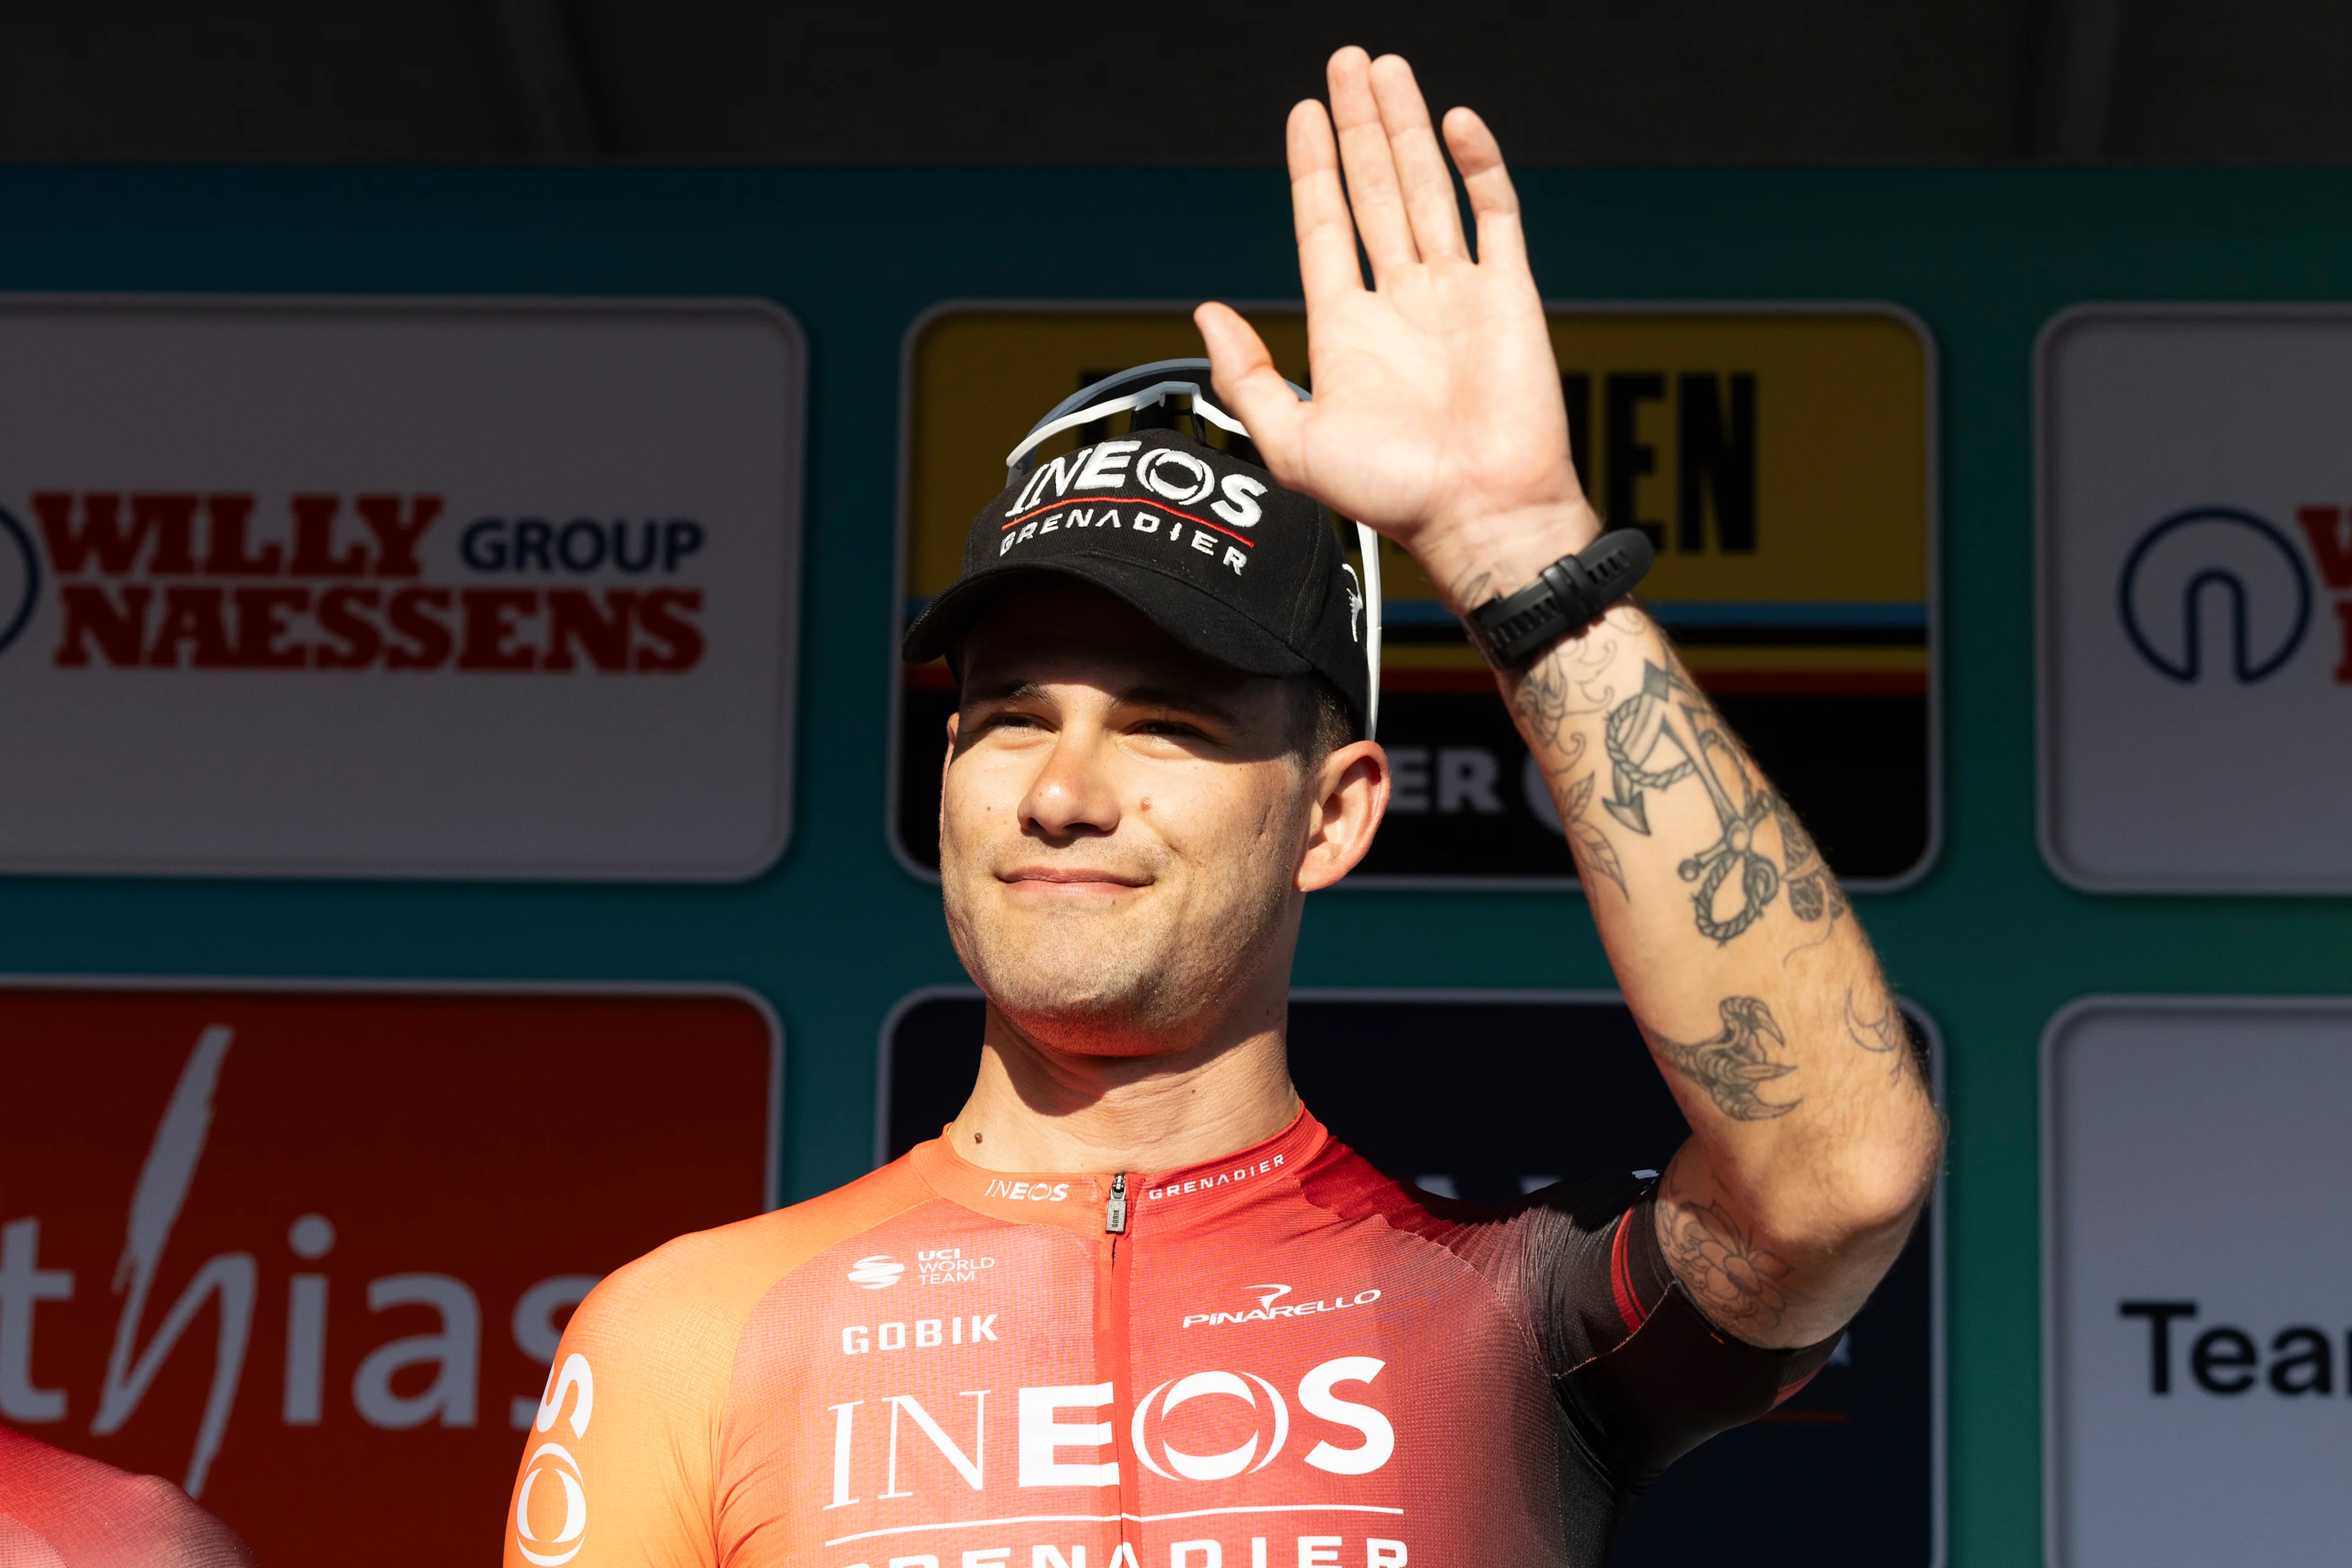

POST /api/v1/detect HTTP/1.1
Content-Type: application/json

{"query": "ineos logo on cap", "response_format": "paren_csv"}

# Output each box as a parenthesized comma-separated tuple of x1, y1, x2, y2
(1136, 447, 1217, 505)
(846, 1254, 904, 1289)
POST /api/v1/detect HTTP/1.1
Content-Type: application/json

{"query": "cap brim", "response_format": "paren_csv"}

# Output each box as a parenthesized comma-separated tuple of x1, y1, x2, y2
(901, 556, 1316, 679)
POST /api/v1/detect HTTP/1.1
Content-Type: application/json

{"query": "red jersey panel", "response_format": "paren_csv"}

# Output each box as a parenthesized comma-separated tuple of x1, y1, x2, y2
(504, 1109, 1831, 1568)
(0, 1428, 255, 1567)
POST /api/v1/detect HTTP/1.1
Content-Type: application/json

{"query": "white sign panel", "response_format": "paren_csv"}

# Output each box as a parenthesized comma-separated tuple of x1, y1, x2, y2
(2043, 998, 2352, 1568)
(2038, 306, 2352, 891)
(0, 297, 802, 878)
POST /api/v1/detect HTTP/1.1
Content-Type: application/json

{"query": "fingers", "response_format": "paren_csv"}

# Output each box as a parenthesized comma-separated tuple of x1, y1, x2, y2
(1368, 54, 1468, 264)
(1444, 106, 1527, 273)
(1325, 46, 1416, 279)
(1194, 302, 1308, 472)
(1285, 99, 1366, 305)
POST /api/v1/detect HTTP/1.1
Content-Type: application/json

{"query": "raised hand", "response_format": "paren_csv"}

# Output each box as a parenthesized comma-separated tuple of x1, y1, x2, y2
(1197, 47, 1599, 611)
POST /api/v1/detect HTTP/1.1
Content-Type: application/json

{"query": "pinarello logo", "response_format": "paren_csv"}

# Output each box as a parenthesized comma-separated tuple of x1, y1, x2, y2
(0, 504, 37, 657)
(846, 1254, 904, 1289)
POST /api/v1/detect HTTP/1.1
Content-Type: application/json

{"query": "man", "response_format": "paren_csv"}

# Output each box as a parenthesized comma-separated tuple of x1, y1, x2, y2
(503, 47, 1942, 1568)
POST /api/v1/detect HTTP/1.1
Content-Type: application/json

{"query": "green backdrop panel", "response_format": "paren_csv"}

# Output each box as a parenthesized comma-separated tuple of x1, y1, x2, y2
(4, 165, 2352, 1565)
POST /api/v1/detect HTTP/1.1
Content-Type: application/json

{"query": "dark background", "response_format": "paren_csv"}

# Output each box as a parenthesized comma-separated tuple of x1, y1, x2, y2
(3, 0, 2346, 166)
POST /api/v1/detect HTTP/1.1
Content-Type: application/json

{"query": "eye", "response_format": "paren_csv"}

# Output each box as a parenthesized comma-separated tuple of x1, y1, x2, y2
(1134, 718, 1209, 741)
(973, 709, 1045, 733)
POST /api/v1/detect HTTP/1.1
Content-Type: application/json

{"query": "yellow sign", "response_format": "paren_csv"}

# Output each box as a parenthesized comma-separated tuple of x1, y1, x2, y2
(902, 303, 1931, 692)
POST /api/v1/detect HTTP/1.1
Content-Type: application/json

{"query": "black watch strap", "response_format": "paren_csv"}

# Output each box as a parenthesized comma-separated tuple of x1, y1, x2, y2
(1462, 529, 1656, 669)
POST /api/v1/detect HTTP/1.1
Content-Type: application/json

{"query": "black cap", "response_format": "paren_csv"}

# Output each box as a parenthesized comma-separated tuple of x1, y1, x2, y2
(901, 426, 1371, 729)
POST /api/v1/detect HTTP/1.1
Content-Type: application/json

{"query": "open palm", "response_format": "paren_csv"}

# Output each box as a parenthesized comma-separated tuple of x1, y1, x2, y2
(1199, 48, 1596, 607)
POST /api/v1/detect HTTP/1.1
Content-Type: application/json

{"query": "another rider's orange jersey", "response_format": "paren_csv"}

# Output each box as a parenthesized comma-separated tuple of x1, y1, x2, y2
(505, 1109, 1834, 1568)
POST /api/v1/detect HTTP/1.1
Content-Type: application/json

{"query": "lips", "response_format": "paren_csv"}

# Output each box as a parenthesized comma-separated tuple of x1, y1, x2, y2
(998, 867, 1150, 889)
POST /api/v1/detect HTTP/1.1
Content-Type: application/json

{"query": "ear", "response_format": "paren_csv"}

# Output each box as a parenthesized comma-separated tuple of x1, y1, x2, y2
(1297, 739, 1389, 892)
(938, 710, 961, 846)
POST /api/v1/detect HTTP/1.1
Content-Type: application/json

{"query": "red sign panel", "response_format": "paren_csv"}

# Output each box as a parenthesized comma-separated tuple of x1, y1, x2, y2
(0, 983, 778, 1565)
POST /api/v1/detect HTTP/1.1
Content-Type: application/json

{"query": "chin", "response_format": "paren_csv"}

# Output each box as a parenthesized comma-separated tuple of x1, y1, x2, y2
(980, 963, 1189, 1058)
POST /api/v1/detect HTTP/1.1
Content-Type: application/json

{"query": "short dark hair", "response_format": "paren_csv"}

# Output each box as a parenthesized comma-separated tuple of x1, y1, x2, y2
(1286, 672, 1361, 763)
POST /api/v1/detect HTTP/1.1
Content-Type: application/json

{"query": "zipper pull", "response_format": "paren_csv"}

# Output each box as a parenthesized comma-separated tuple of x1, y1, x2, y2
(1105, 1171, 1128, 1235)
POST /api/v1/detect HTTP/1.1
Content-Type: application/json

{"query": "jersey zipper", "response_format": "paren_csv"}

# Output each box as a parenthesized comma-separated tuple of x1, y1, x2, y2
(1099, 1172, 1136, 1561)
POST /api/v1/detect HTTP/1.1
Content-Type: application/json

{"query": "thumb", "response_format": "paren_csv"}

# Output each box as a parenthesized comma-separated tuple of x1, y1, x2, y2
(1195, 301, 1306, 473)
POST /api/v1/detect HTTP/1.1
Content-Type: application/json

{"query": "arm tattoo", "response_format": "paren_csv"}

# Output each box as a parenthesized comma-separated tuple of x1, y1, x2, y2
(1507, 636, 1618, 749)
(1602, 660, 1823, 945)
(1657, 1195, 1800, 1332)
(1845, 987, 1918, 1085)
(1509, 652, 1577, 747)
(1642, 996, 1800, 1121)
(1773, 792, 1845, 924)
(1561, 772, 1629, 899)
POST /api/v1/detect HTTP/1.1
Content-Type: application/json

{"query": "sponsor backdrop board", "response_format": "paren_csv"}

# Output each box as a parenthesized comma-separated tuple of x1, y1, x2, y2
(2042, 998, 2352, 1568)
(2039, 307, 2352, 891)
(880, 989, 1943, 1568)
(0, 982, 779, 1567)
(893, 305, 1937, 888)
(13, 162, 2352, 1568)
(0, 298, 804, 880)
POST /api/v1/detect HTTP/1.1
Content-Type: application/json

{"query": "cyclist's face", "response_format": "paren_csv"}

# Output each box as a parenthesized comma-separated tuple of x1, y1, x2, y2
(940, 578, 1319, 1058)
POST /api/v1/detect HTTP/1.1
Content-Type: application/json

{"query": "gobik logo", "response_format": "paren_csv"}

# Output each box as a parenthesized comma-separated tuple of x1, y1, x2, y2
(2119, 504, 2352, 684)
(0, 503, 37, 657)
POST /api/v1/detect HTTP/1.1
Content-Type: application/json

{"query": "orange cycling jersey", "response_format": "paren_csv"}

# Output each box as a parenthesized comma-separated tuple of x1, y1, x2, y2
(505, 1109, 1834, 1568)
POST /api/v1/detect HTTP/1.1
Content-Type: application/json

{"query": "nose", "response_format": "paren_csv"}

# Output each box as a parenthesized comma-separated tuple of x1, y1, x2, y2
(1022, 718, 1122, 842)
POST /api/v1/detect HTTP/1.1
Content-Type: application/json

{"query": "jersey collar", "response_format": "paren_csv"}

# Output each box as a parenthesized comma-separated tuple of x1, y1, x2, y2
(906, 1106, 1329, 1235)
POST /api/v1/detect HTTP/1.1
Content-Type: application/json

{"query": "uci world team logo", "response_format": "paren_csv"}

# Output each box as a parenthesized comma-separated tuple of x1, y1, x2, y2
(0, 503, 37, 658)
(2118, 506, 2315, 683)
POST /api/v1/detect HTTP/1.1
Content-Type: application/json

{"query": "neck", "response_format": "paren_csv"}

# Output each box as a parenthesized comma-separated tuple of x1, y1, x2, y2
(948, 1002, 1300, 1175)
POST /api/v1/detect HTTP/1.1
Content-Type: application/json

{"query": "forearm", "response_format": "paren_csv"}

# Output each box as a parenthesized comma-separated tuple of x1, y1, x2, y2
(1431, 511, 1943, 1346)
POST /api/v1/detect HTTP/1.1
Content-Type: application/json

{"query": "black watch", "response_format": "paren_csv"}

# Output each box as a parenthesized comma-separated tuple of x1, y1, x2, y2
(1461, 529, 1656, 669)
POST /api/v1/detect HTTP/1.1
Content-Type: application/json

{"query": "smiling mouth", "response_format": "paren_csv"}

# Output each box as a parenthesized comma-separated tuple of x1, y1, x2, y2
(999, 868, 1150, 890)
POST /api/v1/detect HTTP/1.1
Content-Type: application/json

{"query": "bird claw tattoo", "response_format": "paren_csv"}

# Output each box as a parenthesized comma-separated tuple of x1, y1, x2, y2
(1643, 996, 1801, 1121)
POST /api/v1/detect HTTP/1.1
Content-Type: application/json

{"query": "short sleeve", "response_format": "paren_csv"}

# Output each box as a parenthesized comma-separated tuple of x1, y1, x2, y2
(502, 1242, 738, 1568)
(499, 1163, 938, 1568)
(1532, 1184, 1841, 1490)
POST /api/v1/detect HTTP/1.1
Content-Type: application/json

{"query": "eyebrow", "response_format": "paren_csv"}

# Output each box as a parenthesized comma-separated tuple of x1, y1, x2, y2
(962, 677, 1245, 728)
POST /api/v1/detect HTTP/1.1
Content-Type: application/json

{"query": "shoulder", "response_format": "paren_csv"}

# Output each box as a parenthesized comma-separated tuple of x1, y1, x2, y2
(1295, 1134, 1643, 1243)
(564, 1156, 938, 1374)
(501, 1158, 943, 1567)
(0, 1428, 255, 1567)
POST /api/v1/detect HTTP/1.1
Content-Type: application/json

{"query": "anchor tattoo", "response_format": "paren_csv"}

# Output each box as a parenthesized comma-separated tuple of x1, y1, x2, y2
(1602, 662, 1782, 943)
